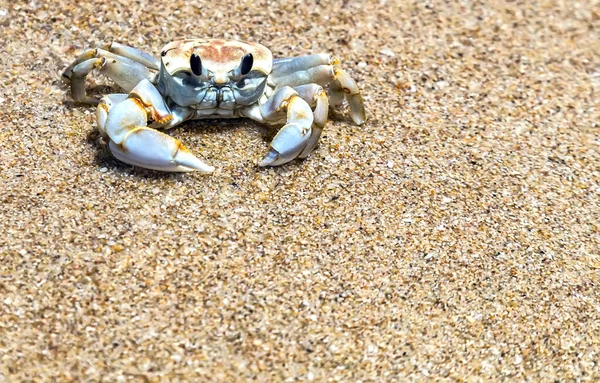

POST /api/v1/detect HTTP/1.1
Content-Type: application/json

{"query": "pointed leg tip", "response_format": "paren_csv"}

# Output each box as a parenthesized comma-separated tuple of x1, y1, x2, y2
(347, 94, 366, 125)
(350, 105, 367, 125)
(352, 113, 367, 125)
(355, 118, 367, 126)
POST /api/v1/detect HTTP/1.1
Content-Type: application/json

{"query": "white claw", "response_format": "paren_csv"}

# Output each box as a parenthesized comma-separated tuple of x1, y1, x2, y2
(259, 123, 311, 167)
(109, 127, 214, 173)
(96, 94, 128, 140)
(258, 148, 281, 167)
(103, 96, 213, 173)
(298, 126, 323, 159)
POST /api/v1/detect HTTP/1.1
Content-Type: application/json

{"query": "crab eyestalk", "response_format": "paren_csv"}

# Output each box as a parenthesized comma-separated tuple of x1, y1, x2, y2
(240, 53, 253, 75)
(190, 53, 203, 76)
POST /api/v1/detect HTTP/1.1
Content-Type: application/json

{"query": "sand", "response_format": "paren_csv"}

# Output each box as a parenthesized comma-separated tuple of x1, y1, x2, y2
(1, 0, 599, 381)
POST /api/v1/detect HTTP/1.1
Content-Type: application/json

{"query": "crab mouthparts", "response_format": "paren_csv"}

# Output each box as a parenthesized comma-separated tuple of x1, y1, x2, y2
(189, 86, 235, 110)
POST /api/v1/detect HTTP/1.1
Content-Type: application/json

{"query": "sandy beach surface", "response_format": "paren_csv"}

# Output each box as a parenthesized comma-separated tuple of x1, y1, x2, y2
(1, 0, 599, 381)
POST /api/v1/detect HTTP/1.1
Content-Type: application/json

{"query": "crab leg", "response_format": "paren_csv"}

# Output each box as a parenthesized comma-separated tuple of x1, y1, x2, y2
(63, 49, 140, 79)
(271, 54, 333, 81)
(252, 86, 315, 167)
(66, 58, 106, 104)
(63, 44, 158, 78)
(271, 58, 366, 125)
(102, 80, 214, 173)
(272, 65, 333, 89)
(104, 42, 160, 70)
(329, 67, 366, 125)
(67, 56, 154, 104)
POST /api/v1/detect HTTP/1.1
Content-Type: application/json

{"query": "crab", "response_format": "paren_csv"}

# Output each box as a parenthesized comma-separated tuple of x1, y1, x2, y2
(62, 39, 366, 173)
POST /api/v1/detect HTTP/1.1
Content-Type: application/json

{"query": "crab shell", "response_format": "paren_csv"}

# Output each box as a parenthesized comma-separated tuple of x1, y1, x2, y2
(160, 39, 273, 82)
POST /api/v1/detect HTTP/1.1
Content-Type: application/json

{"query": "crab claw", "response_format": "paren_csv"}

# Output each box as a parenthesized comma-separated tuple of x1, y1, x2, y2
(257, 90, 315, 167)
(259, 123, 312, 167)
(109, 128, 214, 173)
(104, 97, 214, 173)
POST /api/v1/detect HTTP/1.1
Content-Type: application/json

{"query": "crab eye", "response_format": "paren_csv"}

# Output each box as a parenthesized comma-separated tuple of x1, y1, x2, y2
(190, 53, 202, 76)
(240, 53, 253, 75)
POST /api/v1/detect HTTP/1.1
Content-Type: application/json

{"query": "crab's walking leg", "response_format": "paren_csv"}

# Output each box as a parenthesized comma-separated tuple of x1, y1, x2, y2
(102, 80, 214, 173)
(271, 55, 366, 125)
(66, 55, 154, 104)
(63, 44, 158, 79)
(247, 86, 314, 167)
(271, 54, 332, 79)
(64, 49, 147, 79)
(329, 67, 366, 125)
(63, 46, 157, 105)
(104, 42, 160, 70)
(292, 84, 329, 158)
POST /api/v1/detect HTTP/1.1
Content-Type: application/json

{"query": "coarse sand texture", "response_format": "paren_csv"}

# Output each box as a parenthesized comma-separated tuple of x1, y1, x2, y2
(1, 0, 599, 381)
